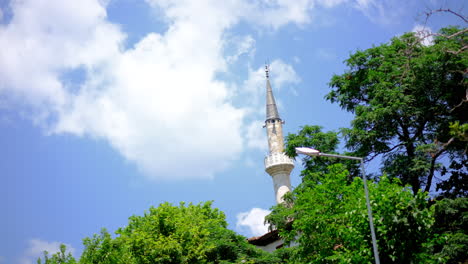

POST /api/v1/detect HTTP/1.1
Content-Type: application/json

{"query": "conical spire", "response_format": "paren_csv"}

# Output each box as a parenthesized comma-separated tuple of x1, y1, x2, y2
(265, 65, 280, 121)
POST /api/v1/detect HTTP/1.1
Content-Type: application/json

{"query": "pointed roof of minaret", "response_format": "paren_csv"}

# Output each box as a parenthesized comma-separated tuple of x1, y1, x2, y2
(265, 65, 280, 121)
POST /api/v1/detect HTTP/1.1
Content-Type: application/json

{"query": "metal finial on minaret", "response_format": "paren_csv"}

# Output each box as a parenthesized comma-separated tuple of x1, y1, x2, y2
(263, 66, 294, 204)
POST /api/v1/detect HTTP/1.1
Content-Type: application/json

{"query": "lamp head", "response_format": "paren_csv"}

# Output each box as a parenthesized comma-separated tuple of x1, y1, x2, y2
(295, 147, 320, 156)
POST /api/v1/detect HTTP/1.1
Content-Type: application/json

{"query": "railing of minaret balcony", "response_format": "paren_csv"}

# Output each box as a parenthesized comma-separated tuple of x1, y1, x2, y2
(264, 152, 294, 168)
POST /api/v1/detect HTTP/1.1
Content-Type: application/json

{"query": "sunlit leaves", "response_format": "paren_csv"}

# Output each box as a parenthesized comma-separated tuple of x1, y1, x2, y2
(79, 202, 280, 264)
(37, 244, 77, 264)
(327, 26, 467, 195)
(267, 164, 435, 263)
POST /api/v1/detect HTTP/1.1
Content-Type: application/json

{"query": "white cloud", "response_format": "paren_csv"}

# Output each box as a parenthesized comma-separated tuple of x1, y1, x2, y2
(0, 0, 246, 181)
(412, 24, 434, 46)
(353, 0, 409, 25)
(243, 60, 300, 106)
(317, 0, 349, 8)
(19, 239, 75, 264)
(247, 0, 314, 29)
(226, 35, 256, 64)
(237, 207, 271, 236)
(53, 29, 246, 179)
(270, 60, 301, 89)
(0, 0, 304, 180)
(0, 0, 389, 181)
(246, 120, 267, 151)
(0, 0, 124, 114)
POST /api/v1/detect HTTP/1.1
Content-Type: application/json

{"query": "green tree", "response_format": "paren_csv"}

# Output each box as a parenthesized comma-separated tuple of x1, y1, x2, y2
(266, 164, 435, 263)
(268, 126, 440, 263)
(37, 244, 77, 264)
(80, 229, 134, 264)
(284, 125, 364, 183)
(326, 26, 467, 195)
(420, 197, 468, 264)
(80, 201, 280, 264)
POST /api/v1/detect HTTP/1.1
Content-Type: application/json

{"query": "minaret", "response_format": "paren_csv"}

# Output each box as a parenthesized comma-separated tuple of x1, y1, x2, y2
(263, 65, 294, 204)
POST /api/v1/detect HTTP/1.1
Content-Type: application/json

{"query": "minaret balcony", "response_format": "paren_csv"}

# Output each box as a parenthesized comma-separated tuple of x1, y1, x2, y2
(264, 152, 294, 172)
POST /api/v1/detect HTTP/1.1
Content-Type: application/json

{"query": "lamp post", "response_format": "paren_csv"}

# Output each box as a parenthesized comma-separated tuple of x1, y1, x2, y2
(295, 147, 381, 264)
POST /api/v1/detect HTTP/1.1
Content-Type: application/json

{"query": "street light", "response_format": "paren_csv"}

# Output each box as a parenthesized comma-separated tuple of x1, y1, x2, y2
(295, 147, 381, 264)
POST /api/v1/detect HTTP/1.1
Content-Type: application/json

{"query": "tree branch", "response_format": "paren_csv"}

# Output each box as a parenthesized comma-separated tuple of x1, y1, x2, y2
(411, 119, 428, 142)
(424, 8, 468, 24)
(425, 137, 456, 192)
(449, 88, 468, 113)
(446, 45, 468, 55)
(366, 143, 404, 162)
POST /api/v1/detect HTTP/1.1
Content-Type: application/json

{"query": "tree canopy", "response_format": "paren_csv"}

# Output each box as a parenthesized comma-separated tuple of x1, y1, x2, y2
(269, 126, 437, 263)
(326, 26, 467, 195)
(38, 202, 284, 264)
(83, 202, 283, 264)
(272, 28, 468, 258)
(37, 244, 77, 264)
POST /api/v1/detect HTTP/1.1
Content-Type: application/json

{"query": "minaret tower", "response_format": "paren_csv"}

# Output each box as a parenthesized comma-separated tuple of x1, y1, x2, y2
(263, 65, 294, 204)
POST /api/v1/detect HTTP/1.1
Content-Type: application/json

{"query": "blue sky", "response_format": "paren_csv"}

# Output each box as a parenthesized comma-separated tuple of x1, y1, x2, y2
(0, 0, 465, 263)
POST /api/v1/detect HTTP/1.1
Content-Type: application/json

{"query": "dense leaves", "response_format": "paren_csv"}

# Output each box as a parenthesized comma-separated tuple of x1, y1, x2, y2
(82, 202, 279, 264)
(326, 26, 467, 195)
(38, 202, 283, 264)
(37, 244, 77, 264)
(268, 123, 468, 263)
(284, 125, 360, 183)
(266, 163, 435, 263)
(80, 229, 133, 264)
(77, 202, 280, 264)
(424, 197, 468, 263)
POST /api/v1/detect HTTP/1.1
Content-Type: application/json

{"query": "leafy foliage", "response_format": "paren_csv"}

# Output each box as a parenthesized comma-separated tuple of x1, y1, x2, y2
(284, 125, 360, 183)
(326, 26, 467, 195)
(267, 163, 434, 263)
(80, 228, 133, 264)
(371, 177, 434, 263)
(421, 198, 468, 263)
(79, 201, 280, 264)
(37, 244, 77, 264)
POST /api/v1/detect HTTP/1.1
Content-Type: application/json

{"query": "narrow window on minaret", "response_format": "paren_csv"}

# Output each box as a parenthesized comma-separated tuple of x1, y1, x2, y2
(272, 121, 277, 134)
